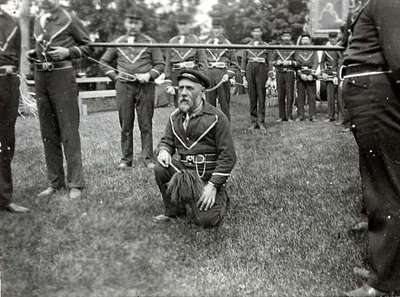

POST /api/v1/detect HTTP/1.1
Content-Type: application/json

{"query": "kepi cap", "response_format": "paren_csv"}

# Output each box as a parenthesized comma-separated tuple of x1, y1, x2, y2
(177, 69, 210, 89)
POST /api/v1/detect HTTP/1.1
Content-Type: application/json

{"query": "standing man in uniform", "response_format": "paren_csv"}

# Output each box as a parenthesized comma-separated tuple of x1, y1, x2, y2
(30, 0, 91, 200)
(341, 1, 400, 296)
(164, 12, 208, 107)
(154, 69, 236, 227)
(100, 11, 165, 169)
(294, 33, 319, 121)
(241, 25, 270, 132)
(204, 18, 239, 120)
(270, 31, 297, 122)
(320, 32, 341, 122)
(0, 2, 29, 213)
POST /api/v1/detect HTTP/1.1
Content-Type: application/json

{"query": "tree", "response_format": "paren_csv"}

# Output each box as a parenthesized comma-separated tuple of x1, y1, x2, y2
(209, 0, 309, 43)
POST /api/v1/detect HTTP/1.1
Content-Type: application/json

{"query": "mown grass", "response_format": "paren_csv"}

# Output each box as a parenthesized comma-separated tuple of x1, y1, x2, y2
(0, 95, 366, 297)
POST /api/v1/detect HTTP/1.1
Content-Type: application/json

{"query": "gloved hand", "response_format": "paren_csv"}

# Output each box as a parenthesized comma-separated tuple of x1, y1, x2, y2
(243, 76, 248, 88)
(107, 71, 118, 82)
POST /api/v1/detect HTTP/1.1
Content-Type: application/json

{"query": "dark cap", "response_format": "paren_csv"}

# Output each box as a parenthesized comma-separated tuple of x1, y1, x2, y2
(328, 31, 338, 38)
(176, 12, 192, 24)
(300, 32, 311, 38)
(212, 17, 224, 27)
(177, 70, 210, 89)
(280, 29, 292, 36)
(125, 9, 141, 20)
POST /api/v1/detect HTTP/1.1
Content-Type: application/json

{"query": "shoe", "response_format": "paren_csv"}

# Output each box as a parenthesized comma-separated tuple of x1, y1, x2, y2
(69, 188, 82, 199)
(344, 285, 386, 297)
(259, 124, 267, 133)
(146, 162, 156, 169)
(353, 267, 370, 279)
(288, 118, 294, 122)
(153, 214, 174, 223)
(117, 161, 132, 169)
(2, 203, 29, 213)
(276, 118, 284, 122)
(348, 221, 368, 237)
(247, 123, 259, 130)
(334, 121, 344, 126)
(324, 118, 335, 122)
(37, 187, 57, 198)
(340, 127, 351, 133)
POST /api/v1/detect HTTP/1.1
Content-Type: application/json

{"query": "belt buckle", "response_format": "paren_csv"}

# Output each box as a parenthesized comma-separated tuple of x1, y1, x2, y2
(186, 155, 194, 163)
(42, 62, 54, 71)
(194, 154, 205, 164)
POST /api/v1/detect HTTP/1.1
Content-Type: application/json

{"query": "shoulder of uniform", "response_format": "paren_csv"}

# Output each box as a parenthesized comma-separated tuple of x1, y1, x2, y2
(114, 35, 126, 43)
(60, 8, 73, 22)
(141, 33, 155, 43)
(225, 38, 232, 44)
(169, 36, 178, 43)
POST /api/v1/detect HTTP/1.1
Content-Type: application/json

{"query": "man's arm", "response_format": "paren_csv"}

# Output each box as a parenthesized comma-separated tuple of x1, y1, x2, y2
(150, 46, 165, 79)
(208, 113, 237, 187)
(69, 14, 92, 58)
(197, 49, 208, 72)
(158, 116, 175, 155)
(373, 0, 400, 82)
(99, 47, 118, 79)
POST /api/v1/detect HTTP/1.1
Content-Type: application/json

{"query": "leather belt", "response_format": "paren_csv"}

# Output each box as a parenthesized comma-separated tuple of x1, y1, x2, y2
(340, 64, 390, 80)
(276, 68, 295, 72)
(0, 66, 18, 76)
(35, 61, 72, 71)
(172, 61, 196, 70)
(248, 57, 266, 63)
(180, 153, 217, 164)
(209, 62, 227, 69)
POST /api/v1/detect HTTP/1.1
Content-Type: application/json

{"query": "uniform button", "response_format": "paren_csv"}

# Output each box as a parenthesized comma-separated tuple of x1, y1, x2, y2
(352, 80, 356, 84)
(186, 137, 190, 140)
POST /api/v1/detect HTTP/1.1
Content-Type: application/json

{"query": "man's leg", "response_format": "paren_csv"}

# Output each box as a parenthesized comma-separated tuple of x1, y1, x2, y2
(308, 82, 317, 120)
(116, 80, 135, 165)
(296, 80, 306, 120)
(136, 82, 155, 165)
(217, 80, 231, 120)
(276, 71, 287, 120)
(286, 72, 295, 120)
(256, 65, 268, 125)
(0, 75, 19, 207)
(47, 68, 84, 189)
(197, 186, 228, 228)
(247, 65, 258, 125)
(35, 70, 66, 189)
(326, 81, 335, 120)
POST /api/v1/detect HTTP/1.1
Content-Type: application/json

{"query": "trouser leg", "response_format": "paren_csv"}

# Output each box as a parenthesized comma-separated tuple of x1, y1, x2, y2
(35, 70, 66, 189)
(286, 72, 295, 120)
(47, 68, 84, 188)
(326, 81, 335, 120)
(276, 72, 287, 120)
(307, 82, 317, 119)
(116, 81, 135, 164)
(246, 65, 258, 124)
(136, 82, 155, 162)
(217, 81, 231, 120)
(296, 80, 306, 119)
(0, 75, 19, 207)
(255, 64, 268, 124)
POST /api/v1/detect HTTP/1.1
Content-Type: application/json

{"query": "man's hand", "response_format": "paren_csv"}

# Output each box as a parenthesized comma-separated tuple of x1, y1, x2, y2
(197, 183, 217, 211)
(136, 72, 151, 83)
(222, 74, 229, 82)
(157, 149, 171, 168)
(333, 77, 339, 85)
(4, 66, 15, 74)
(301, 74, 308, 81)
(47, 46, 70, 61)
(165, 85, 176, 95)
(108, 72, 118, 82)
(322, 73, 329, 80)
(242, 76, 248, 88)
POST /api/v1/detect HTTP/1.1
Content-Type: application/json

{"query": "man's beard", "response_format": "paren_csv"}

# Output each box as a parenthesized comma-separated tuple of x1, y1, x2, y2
(178, 97, 191, 113)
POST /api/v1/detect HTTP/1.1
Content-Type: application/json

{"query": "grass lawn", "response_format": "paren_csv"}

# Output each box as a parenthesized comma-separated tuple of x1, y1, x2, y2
(1, 94, 366, 297)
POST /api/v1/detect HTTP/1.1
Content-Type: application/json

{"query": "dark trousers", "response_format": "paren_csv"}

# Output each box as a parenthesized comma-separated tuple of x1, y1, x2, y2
(116, 80, 154, 164)
(297, 80, 317, 120)
(154, 160, 228, 228)
(326, 81, 338, 120)
(206, 68, 231, 120)
(0, 74, 19, 207)
(343, 73, 400, 292)
(276, 71, 295, 120)
(246, 62, 268, 124)
(35, 68, 84, 189)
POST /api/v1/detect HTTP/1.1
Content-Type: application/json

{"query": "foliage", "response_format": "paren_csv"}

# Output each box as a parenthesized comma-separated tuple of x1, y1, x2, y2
(210, 0, 309, 43)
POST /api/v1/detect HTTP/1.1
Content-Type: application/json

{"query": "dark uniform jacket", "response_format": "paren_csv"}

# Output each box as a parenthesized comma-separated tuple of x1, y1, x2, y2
(158, 102, 236, 187)
(320, 48, 341, 75)
(100, 33, 165, 80)
(344, 0, 400, 81)
(33, 7, 91, 62)
(0, 10, 20, 67)
(270, 47, 297, 71)
(295, 50, 319, 78)
(204, 36, 239, 77)
(241, 39, 269, 69)
(164, 34, 208, 80)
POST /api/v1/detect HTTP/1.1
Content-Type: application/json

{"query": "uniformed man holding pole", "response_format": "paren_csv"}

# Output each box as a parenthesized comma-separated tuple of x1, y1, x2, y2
(100, 10, 165, 169)
(270, 30, 297, 122)
(241, 25, 270, 132)
(0, 1, 29, 213)
(204, 18, 239, 120)
(341, 1, 400, 296)
(320, 32, 341, 122)
(30, 0, 91, 200)
(164, 12, 208, 107)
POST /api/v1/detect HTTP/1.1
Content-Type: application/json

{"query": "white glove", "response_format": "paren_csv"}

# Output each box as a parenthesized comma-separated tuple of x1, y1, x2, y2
(166, 85, 176, 95)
